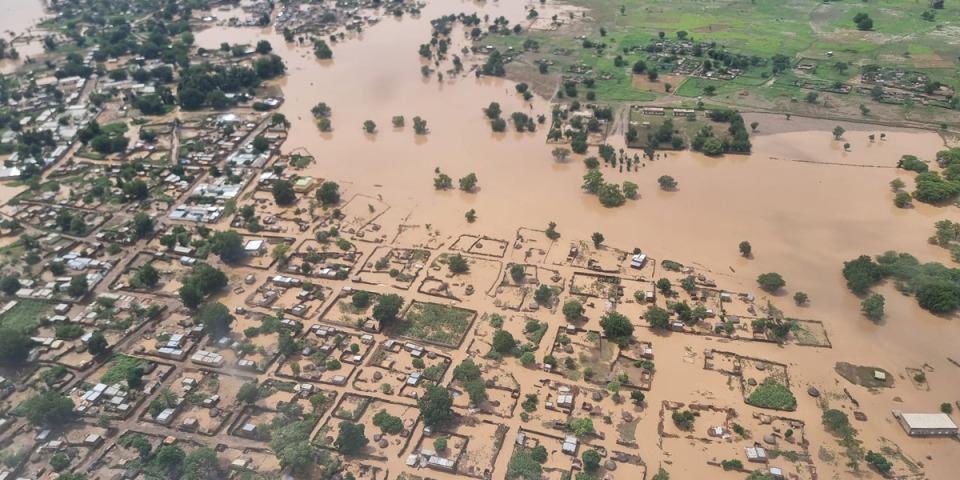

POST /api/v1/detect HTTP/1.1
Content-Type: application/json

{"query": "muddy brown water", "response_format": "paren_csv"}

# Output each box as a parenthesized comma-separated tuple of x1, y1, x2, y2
(7, 0, 960, 477)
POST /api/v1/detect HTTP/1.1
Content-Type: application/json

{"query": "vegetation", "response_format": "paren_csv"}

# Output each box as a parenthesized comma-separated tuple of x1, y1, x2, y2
(746, 378, 797, 411)
(843, 251, 960, 314)
(418, 385, 454, 428)
(671, 410, 695, 431)
(757, 272, 786, 292)
(599, 312, 633, 345)
(861, 293, 885, 321)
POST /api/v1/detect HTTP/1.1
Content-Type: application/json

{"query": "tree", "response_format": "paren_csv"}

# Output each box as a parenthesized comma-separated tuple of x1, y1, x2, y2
(853, 12, 873, 31)
(757, 272, 786, 292)
(272, 179, 296, 206)
(156, 445, 186, 472)
(314, 39, 333, 59)
(22, 390, 75, 426)
(646, 306, 671, 329)
(453, 358, 482, 382)
(372, 409, 404, 434)
(0, 276, 21, 295)
(316, 181, 341, 205)
(372, 294, 404, 325)
(184, 447, 221, 480)
(623, 181, 638, 199)
(510, 264, 526, 284)
(270, 420, 317, 473)
(465, 209, 477, 223)
(195, 302, 235, 339)
(484, 102, 502, 119)
(458, 173, 478, 192)
(582, 169, 604, 194)
(630, 390, 645, 404)
(739, 241, 752, 257)
(865, 451, 892, 474)
(0, 327, 32, 364)
(672, 410, 695, 430)
(87, 331, 108, 355)
(916, 280, 960, 314)
(569, 417, 594, 437)
(894, 191, 912, 208)
(562, 299, 584, 320)
(463, 378, 487, 404)
(333, 422, 369, 455)
(363, 120, 377, 133)
(132, 212, 154, 238)
(552, 147, 570, 162)
(68, 275, 89, 297)
(237, 381, 260, 403)
(210, 230, 245, 263)
(448, 254, 469, 274)
(832, 126, 845, 140)
(534, 285, 553, 305)
(418, 385, 454, 427)
(434, 172, 452, 189)
(545, 221, 560, 240)
(822, 409, 854, 436)
(252, 135, 269, 153)
(124, 179, 150, 200)
(658, 175, 677, 190)
(861, 293, 885, 321)
(656, 278, 672, 294)
(352, 291, 372, 309)
(793, 291, 809, 306)
(492, 330, 517, 354)
(126, 367, 144, 390)
(600, 312, 634, 344)
(842, 255, 883, 295)
(413, 116, 428, 135)
(591, 232, 604, 248)
(582, 449, 601, 472)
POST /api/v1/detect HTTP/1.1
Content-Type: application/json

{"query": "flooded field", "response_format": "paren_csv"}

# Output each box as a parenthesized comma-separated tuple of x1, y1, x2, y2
(190, 1, 960, 477)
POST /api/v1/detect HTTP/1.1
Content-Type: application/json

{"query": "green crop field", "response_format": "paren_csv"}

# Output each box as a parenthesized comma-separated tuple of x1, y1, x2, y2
(483, 0, 960, 125)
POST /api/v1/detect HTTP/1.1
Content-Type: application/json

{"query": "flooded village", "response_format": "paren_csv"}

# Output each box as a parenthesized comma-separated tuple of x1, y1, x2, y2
(0, 1, 959, 480)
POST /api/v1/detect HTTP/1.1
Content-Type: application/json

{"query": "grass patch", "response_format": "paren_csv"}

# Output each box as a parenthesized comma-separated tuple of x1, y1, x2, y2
(0, 299, 50, 333)
(101, 355, 145, 384)
(393, 302, 474, 347)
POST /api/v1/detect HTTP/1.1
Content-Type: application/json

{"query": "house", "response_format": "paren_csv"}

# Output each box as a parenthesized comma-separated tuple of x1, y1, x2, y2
(630, 253, 647, 269)
(561, 436, 578, 455)
(427, 456, 456, 472)
(893, 411, 959, 437)
(745, 447, 768, 463)
(244, 239, 265, 255)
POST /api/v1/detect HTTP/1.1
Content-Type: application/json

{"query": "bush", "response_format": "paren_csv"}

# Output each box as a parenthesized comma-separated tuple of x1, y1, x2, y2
(671, 410, 695, 431)
(756, 272, 785, 292)
(861, 293, 885, 321)
(865, 451, 892, 474)
(721, 459, 743, 470)
(372, 409, 404, 434)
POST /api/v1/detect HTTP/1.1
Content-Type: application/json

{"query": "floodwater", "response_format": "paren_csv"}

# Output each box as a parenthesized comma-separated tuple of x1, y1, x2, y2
(0, 0, 46, 36)
(135, 0, 960, 477)
(0, 0, 49, 74)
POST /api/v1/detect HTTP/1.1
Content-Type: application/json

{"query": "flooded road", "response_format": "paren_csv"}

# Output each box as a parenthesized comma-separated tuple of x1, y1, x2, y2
(191, 0, 959, 477)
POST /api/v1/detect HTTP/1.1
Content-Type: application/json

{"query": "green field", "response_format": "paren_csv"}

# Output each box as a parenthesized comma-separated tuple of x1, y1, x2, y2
(0, 299, 50, 333)
(484, 0, 960, 125)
